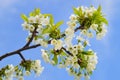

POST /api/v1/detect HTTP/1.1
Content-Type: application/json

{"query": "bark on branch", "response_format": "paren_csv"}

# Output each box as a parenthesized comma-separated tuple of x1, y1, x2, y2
(0, 25, 84, 61)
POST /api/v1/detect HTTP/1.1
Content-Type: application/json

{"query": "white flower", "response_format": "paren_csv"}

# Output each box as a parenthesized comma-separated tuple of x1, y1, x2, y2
(65, 28, 74, 36)
(76, 36, 85, 42)
(84, 6, 96, 17)
(18, 76, 24, 80)
(73, 63, 80, 69)
(96, 24, 107, 40)
(51, 39, 57, 45)
(90, 24, 98, 31)
(41, 49, 50, 63)
(87, 32, 93, 38)
(55, 40, 63, 50)
(66, 68, 74, 76)
(67, 21, 76, 28)
(72, 49, 78, 56)
(34, 39, 47, 47)
(69, 14, 77, 21)
(64, 37, 73, 47)
(28, 16, 36, 23)
(5, 64, 14, 78)
(58, 64, 66, 68)
(31, 60, 44, 76)
(80, 29, 87, 36)
(51, 39, 63, 50)
(21, 22, 30, 30)
(50, 60, 55, 65)
(29, 25, 35, 31)
(35, 15, 41, 23)
(72, 56, 78, 63)
(84, 40, 91, 46)
(65, 57, 72, 66)
(25, 71, 30, 76)
(86, 53, 98, 72)
(41, 16, 49, 26)
(37, 25, 43, 34)
(77, 43, 84, 50)
(74, 74, 82, 80)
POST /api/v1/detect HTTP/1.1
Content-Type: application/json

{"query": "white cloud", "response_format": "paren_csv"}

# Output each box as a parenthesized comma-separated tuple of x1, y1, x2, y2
(0, 0, 20, 18)
(0, 0, 19, 8)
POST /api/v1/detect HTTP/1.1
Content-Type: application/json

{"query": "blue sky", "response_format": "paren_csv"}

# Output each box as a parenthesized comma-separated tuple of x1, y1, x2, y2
(0, 0, 120, 80)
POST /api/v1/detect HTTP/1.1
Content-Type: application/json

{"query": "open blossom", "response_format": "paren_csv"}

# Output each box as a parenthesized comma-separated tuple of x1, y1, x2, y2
(82, 6, 96, 17)
(18, 76, 24, 80)
(86, 53, 98, 72)
(51, 39, 63, 50)
(31, 60, 44, 76)
(4, 64, 14, 79)
(64, 37, 73, 47)
(22, 22, 31, 30)
(67, 21, 76, 29)
(76, 36, 85, 42)
(69, 14, 77, 21)
(37, 25, 43, 34)
(41, 49, 50, 63)
(65, 28, 74, 37)
(96, 25, 107, 40)
(34, 39, 47, 47)
(90, 24, 98, 31)
(41, 16, 49, 26)
(28, 16, 36, 23)
(84, 40, 91, 46)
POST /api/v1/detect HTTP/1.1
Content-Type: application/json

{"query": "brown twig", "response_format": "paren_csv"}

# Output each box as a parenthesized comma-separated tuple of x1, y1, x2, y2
(23, 25, 38, 48)
(0, 25, 84, 61)
(61, 47, 73, 56)
(18, 52, 26, 62)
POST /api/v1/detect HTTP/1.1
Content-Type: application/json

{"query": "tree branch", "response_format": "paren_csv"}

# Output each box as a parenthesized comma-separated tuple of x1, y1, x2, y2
(18, 52, 26, 62)
(0, 44, 41, 61)
(0, 25, 84, 61)
(61, 47, 73, 56)
(62, 47, 82, 65)
(23, 25, 38, 48)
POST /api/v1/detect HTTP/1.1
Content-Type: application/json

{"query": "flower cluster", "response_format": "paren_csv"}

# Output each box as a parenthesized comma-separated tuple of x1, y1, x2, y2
(39, 6, 106, 80)
(0, 5, 107, 80)
(73, 6, 108, 39)
(0, 60, 44, 80)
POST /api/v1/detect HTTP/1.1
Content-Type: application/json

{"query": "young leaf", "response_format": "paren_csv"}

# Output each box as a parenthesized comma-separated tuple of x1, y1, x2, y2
(97, 5, 102, 13)
(44, 14, 54, 25)
(21, 14, 28, 22)
(34, 8, 40, 15)
(53, 55, 58, 65)
(53, 21, 64, 30)
(42, 25, 52, 34)
(73, 7, 79, 15)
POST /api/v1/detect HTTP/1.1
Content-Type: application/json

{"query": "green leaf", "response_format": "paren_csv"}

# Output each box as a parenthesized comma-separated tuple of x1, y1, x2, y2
(34, 8, 40, 15)
(29, 12, 34, 16)
(42, 26, 52, 34)
(97, 5, 102, 12)
(79, 7, 83, 16)
(44, 14, 54, 25)
(53, 55, 58, 65)
(73, 7, 79, 15)
(100, 17, 108, 25)
(82, 51, 93, 55)
(29, 8, 40, 16)
(53, 21, 63, 30)
(61, 51, 66, 56)
(21, 14, 28, 22)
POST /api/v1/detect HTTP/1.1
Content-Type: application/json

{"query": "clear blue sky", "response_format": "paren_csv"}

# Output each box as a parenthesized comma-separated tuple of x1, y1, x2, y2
(0, 0, 120, 80)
